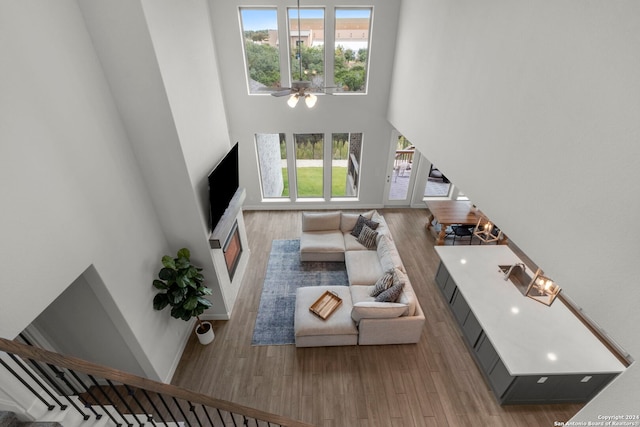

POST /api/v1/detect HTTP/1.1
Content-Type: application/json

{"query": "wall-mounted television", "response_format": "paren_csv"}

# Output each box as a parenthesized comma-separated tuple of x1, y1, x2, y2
(208, 142, 239, 232)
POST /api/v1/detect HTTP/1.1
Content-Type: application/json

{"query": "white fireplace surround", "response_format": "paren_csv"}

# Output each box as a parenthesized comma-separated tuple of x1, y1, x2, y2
(208, 188, 249, 319)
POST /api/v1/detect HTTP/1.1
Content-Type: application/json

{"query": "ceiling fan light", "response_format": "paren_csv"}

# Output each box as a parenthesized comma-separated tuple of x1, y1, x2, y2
(305, 93, 317, 108)
(287, 94, 299, 108)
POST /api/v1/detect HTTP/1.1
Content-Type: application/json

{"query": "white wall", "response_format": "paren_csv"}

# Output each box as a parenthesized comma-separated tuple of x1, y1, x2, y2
(388, 0, 640, 417)
(0, 0, 182, 381)
(78, 0, 234, 318)
(32, 272, 145, 376)
(208, 0, 401, 209)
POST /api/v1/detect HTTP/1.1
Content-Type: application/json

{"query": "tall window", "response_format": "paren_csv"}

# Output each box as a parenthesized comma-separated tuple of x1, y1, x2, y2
(334, 8, 372, 93)
(255, 133, 288, 199)
(332, 133, 362, 198)
(294, 133, 324, 198)
(288, 8, 325, 90)
(239, 8, 281, 93)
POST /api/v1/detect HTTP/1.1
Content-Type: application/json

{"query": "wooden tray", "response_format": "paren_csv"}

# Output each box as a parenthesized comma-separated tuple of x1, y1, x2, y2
(309, 290, 342, 320)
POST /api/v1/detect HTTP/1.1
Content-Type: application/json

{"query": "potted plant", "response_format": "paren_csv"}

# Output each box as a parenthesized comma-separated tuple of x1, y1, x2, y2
(152, 248, 215, 345)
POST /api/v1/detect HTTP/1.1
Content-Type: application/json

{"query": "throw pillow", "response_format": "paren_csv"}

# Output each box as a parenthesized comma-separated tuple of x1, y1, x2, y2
(350, 214, 379, 237)
(392, 267, 408, 287)
(351, 302, 408, 323)
(357, 224, 378, 249)
(375, 282, 405, 303)
(370, 269, 395, 297)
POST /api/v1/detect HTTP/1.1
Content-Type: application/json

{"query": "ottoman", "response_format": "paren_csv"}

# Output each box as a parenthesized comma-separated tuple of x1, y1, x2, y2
(294, 286, 358, 347)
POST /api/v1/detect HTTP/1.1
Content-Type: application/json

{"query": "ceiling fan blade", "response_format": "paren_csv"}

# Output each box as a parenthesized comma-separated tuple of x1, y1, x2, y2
(271, 89, 293, 97)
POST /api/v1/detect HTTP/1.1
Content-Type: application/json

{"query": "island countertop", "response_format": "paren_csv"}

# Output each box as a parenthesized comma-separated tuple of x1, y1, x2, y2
(435, 245, 625, 376)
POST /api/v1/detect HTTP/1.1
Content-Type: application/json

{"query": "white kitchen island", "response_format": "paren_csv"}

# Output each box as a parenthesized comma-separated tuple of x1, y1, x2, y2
(435, 245, 625, 404)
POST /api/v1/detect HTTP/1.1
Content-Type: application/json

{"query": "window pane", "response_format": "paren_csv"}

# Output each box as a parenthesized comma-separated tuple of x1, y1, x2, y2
(289, 8, 325, 90)
(389, 135, 414, 200)
(332, 133, 362, 198)
(240, 8, 281, 93)
(294, 133, 324, 198)
(256, 133, 288, 198)
(334, 8, 372, 93)
(424, 164, 451, 197)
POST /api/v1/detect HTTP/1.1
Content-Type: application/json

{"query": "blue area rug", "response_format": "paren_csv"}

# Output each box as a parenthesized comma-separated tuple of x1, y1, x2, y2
(251, 239, 349, 346)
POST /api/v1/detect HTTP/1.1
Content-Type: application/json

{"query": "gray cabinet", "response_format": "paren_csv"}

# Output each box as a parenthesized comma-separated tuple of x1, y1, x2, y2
(505, 374, 615, 404)
(434, 260, 619, 405)
(450, 290, 483, 347)
(475, 333, 498, 372)
(435, 263, 456, 303)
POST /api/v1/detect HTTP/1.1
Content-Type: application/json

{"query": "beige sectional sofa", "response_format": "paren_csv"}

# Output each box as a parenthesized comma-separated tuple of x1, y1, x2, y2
(295, 210, 425, 346)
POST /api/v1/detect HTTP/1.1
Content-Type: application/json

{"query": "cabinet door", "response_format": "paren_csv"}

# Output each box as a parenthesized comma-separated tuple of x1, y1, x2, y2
(435, 262, 449, 290)
(504, 376, 563, 403)
(462, 310, 482, 347)
(488, 359, 514, 399)
(450, 289, 471, 326)
(552, 374, 616, 402)
(475, 333, 499, 373)
(442, 276, 456, 302)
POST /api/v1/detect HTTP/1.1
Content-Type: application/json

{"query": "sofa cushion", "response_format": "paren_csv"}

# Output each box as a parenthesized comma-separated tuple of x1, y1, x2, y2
(300, 230, 345, 255)
(302, 211, 341, 232)
(397, 280, 417, 317)
(372, 212, 392, 242)
(375, 282, 405, 303)
(345, 250, 383, 286)
(340, 210, 374, 233)
(350, 215, 379, 237)
(343, 232, 369, 251)
(351, 302, 408, 323)
(377, 234, 406, 273)
(349, 284, 376, 304)
(351, 281, 414, 317)
(370, 269, 395, 297)
(356, 225, 378, 249)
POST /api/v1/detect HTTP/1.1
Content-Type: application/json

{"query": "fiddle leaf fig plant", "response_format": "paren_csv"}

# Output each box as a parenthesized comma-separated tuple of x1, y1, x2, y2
(152, 248, 213, 333)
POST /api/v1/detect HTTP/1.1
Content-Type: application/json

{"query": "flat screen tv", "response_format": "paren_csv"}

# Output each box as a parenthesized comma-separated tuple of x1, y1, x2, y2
(208, 142, 239, 232)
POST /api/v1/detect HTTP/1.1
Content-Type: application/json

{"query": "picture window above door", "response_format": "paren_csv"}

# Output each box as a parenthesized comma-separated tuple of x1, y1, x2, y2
(288, 7, 325, 91)
(239, 6, 374, 96)
(239, 8, 281, 94)
(334, 8, 372, 93)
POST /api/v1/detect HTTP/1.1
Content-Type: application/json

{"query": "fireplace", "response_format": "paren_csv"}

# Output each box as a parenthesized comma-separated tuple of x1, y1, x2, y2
(208, 188, 249, 318)
(223, 221, 242, 280)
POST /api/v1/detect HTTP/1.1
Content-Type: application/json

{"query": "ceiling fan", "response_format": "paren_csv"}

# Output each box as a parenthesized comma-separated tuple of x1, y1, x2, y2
(271, 0, 322, 108)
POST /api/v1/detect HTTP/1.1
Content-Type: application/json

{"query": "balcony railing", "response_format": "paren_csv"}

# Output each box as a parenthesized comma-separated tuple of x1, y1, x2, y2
(0, 336, 313, 427)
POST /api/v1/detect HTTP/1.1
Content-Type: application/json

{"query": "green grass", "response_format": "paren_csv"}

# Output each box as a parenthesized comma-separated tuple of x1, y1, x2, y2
(281, 167, 347, 197)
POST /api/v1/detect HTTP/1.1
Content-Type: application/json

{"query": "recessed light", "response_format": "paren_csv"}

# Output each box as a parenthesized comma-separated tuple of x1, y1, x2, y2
(460, 259, 467, 264)
(547, 353, 557, 361)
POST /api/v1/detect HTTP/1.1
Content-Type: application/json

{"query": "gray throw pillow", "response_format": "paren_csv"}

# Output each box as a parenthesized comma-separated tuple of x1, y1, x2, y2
(351, 214, 379, 237)
(370, 269, 395, 297)
(357, 224, 378, 249)
(375, 282, 405, 303)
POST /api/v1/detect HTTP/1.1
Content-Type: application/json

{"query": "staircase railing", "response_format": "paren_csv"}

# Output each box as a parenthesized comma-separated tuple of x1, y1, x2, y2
(0, 337, 313, 427)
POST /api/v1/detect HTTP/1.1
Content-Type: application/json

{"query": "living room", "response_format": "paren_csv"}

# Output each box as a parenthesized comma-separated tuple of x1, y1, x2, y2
(1, 0, 639, 425)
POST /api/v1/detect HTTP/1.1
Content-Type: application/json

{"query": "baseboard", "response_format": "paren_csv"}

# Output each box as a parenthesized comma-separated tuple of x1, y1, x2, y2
(162, 321, 195, 384)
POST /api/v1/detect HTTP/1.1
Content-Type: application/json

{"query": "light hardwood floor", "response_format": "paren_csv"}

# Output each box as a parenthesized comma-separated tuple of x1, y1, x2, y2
(171, 209, 582, 426)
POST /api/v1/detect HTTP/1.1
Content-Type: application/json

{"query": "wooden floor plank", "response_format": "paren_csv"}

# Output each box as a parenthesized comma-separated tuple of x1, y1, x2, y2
(170, 209, 583, 426)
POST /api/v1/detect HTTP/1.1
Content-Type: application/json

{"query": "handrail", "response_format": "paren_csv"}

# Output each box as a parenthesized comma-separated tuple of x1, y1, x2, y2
(0, 337, 313, 427)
